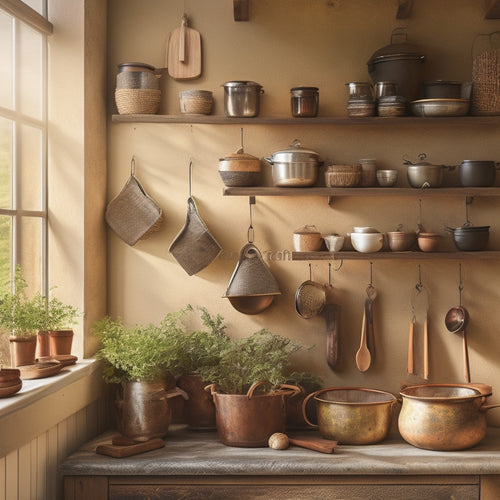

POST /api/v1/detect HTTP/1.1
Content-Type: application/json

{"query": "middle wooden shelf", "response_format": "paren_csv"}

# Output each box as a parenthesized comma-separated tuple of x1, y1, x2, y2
(292, 251, 500, 261)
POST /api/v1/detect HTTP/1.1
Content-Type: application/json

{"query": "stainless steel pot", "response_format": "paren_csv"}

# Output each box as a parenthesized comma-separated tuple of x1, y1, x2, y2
(403, 153, 453, 188)
(399, 384, 500, 450)
(459, 160, 500, 187)
(222, 81, 263, 117)
(264, 139, 322, 187)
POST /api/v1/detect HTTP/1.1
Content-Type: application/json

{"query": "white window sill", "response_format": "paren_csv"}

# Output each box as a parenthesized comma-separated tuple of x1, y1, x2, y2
(0, 358, 100, 419)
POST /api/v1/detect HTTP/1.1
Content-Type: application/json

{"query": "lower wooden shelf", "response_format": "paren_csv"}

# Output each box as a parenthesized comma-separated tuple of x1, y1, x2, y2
(292, 251, 500, 261)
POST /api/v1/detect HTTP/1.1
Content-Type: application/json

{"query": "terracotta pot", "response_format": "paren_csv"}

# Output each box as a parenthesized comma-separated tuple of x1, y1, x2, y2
(206, 381, 300, 447)
(116, 379, 188, 441)
(37, 330, 51, 359)
(9, 335, 37, 367)
(177, 374, 216, 430)
(49, 329, 74, 355)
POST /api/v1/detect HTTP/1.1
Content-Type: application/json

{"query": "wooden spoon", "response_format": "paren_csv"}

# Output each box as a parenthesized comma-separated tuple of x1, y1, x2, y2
(356, 306, 371, 372)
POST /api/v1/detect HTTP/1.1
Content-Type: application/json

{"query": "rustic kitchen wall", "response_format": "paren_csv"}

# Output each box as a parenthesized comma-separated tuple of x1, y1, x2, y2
(107, 0, 500, 424)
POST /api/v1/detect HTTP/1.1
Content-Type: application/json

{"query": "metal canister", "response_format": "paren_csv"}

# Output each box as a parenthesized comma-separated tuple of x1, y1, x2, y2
(222, 81, 264, 117)
(290, 86, 319, 117)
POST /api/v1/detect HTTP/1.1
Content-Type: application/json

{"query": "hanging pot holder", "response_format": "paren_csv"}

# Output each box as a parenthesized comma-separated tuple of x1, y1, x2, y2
(168, 161, 222, 275)
(105, 158, 163, 246)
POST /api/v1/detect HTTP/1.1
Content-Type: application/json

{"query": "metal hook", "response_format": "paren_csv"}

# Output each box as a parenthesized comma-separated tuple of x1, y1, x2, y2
(188, 159, 193, 198)
(458, 262, 464, 306)
(331, 259, 343, 272)
(416, 263, 423, 292)
(368, 261, 373, 287)
(130, 156, 136, 176)
(309, 262, 312, 281)
(240, 127, 244, 151)
(247, 196, 255, 243)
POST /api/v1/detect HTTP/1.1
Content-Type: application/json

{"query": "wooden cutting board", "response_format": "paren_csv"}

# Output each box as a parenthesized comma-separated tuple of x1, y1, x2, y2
(166, 14, 201, 80)
(96, 437, 165, 458)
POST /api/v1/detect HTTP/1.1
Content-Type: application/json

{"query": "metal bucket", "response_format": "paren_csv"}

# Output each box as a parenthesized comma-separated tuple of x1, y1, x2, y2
(206, 381, 300, 447)
(116, 379, 188, 441)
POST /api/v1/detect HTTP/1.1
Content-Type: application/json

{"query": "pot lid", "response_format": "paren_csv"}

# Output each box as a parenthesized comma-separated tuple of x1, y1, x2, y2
(367, 28, 424, 65)
(290, 86, 319, 92)
(118, 62, 155, 71)
(221, 148, 259, 161)
(269, 139, 321, 162)
(294, 225, 320, 235)
(223, 81, 262, 88)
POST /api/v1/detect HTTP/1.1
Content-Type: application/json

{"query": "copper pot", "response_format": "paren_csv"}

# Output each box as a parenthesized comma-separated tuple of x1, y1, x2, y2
(399, 384, 500, 450)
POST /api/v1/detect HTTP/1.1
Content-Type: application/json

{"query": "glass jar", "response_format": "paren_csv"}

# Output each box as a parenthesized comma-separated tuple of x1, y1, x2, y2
(290, 87, 319, 117)
(345, 81, 374, 101)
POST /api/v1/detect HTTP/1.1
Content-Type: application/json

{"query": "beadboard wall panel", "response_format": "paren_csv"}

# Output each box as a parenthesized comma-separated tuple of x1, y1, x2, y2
(0, 397, 110, 500)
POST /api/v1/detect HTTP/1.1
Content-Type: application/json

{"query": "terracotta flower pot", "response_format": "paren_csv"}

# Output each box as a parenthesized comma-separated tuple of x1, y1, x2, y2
(9, 335, 37, 367)
(49, 329, 74, 356)
(37, 331, 51, 359)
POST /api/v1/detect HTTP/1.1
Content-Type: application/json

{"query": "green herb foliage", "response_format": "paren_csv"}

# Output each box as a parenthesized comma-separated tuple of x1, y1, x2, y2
(0, 266, 40, 336)
(174, 306, 231, 375)
(285, 371, 323, 393)
(92, 308, 188, 383)
(199, 329, 304, 395)
(32, 290, 79, 331)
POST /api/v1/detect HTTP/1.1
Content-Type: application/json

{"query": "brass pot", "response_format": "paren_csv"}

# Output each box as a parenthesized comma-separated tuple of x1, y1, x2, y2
(399, 384, 500, 451)
(302, 387, 396, 445)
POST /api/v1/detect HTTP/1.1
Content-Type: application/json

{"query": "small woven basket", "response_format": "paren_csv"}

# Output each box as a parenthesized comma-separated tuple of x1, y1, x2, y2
(179, 90, 213, 115)
(115, 88, 161, 114)
(325, 164, 362, 187)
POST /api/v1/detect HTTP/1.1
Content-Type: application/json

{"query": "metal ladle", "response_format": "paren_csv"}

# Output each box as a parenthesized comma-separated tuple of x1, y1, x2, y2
(444, 264, 471, 382)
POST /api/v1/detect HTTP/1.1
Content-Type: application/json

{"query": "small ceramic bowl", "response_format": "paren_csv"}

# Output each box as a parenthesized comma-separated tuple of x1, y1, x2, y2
(324, 234, 345, 252)
(386, 231, 417, 251)
(417, 232, 441, 252)
(353, 226, 380, 233)
(351, 232, 384, 253)
(377, 169, 398, 187)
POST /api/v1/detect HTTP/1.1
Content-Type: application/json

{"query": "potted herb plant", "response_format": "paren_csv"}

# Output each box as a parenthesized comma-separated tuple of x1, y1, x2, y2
(0, 266, 41, 367)
(202, 329, 303, 447)
(174, 306, 231, 430)
(32, 291, 79, 359)
(91, 309, 189, 441)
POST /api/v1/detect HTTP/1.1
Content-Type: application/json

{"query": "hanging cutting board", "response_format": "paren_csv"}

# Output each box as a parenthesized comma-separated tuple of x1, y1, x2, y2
(165, 14, 201, 80)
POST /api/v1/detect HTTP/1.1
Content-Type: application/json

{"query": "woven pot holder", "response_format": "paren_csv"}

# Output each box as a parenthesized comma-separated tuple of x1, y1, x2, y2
(105, 158, 163, 246)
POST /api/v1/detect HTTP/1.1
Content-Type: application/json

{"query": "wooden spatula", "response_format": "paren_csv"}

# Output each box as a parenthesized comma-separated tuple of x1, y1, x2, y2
(165, 14, 201, 80)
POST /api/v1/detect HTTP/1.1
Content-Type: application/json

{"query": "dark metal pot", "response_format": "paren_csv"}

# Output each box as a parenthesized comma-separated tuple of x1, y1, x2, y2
(446, 225, 490, 251)
(399, 384, 500, 451)
(206, 381, 300, 447)
(302, 387, 396, 445)
(459, 160, 500, 187)
(264, 139, 322, 187)
(367, 28, 425, 102)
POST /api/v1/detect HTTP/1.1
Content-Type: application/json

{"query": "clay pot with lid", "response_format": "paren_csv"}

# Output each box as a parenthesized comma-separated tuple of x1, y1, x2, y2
(219, 148, 261, 187)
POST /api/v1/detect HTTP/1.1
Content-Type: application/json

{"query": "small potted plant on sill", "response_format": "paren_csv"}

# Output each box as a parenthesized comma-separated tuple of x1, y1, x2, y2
(0, 266, 41, 367)
(202, 329, 304, 448)
(32, 291, 79, 360)
(91, 310, 189, 442)
(174, 306, 231, 430)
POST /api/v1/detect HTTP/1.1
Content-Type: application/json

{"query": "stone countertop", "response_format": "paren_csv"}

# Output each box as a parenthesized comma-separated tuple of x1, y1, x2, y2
(60, 426, 500, 477)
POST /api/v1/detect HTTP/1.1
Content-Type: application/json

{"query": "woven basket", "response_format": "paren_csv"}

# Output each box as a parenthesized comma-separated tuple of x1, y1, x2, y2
(472, 48, 500, 116)
(105, 174, 163, 246)
(325, 164, 362, 187)
(115, 88, 161, 114)
(179, 90, 213, 115)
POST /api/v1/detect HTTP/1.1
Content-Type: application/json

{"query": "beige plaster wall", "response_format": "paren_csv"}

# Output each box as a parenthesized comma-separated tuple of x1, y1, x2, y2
(107, 0, 500, 423)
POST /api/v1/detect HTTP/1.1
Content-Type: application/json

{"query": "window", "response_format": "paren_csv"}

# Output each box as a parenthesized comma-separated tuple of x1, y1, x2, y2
(0, 0, 52, 363)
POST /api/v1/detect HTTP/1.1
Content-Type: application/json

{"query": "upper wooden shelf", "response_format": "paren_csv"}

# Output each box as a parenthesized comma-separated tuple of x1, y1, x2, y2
(292, 250, 500, 261)
(112, 114, 500, 126)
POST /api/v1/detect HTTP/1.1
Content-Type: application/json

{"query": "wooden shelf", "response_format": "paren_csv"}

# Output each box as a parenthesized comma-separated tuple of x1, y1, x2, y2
(223, 186, 500, 199)
(292, 251, 500, 261)
(112, 114, 500, 126)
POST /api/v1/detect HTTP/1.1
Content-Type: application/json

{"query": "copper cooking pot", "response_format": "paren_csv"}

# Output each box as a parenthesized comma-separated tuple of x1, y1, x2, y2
(399, 384, 500, 451)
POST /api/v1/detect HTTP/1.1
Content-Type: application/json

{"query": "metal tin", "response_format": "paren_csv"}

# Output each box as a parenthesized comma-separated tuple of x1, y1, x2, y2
(222, 81, 264, 117)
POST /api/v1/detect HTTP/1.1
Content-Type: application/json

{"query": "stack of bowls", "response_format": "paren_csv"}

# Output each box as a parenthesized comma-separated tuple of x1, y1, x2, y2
(0, 368, 22, 398)
(346, 82, 375, 117)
